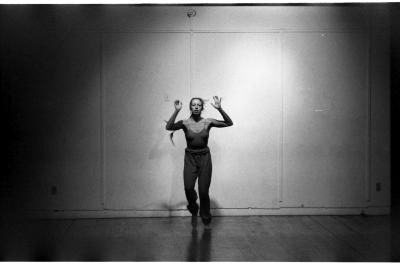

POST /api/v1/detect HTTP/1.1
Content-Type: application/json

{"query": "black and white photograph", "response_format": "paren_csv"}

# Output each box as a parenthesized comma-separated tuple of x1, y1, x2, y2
(1, 1, 399, 262)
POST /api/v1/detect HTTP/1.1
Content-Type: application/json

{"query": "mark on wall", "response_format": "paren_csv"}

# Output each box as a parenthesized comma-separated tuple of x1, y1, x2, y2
(163, 93, 170, 102)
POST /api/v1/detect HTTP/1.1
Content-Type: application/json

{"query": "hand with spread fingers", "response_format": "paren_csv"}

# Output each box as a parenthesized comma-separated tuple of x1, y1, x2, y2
(211, 96, 222, 110)
(174, 100, 182, 111)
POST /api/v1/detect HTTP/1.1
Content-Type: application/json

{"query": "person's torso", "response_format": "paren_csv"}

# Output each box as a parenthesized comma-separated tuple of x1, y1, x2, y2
(183, 118, 211, 149)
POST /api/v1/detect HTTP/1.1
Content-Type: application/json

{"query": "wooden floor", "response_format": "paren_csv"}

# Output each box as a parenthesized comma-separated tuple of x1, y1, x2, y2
(1, 213, 399, 261)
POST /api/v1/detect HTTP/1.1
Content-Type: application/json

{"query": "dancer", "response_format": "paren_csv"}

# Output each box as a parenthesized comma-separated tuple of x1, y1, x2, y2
(165, 96, 233, 225)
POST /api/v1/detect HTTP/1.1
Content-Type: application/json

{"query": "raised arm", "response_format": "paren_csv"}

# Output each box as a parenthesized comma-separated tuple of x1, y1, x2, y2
(165, 100, 184, 131)
(210, 96, 233, 128)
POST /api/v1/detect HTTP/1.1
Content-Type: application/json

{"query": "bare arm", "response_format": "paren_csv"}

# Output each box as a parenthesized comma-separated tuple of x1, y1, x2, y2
(210, 96, 233, 128)
(165, 100, 184, 131)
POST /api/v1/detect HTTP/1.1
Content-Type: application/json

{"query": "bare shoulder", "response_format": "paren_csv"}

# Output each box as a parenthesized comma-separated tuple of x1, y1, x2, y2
(206, 118, 216, 127)
(207, 118, 232, 128)
(206, 118, 216, 123)
(182, 118, 191, 129)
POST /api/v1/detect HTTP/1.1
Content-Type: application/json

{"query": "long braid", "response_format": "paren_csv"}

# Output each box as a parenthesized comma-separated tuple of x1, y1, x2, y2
(169, 131, 175, 146)
(164, 120, 176, 146)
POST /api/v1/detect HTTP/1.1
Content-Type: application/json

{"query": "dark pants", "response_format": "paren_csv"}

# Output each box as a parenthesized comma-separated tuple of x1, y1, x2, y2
(183, 147, 212, 218)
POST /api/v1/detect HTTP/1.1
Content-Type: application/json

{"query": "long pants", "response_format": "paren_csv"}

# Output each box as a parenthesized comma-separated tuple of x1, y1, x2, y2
(183, 147, 212, 218)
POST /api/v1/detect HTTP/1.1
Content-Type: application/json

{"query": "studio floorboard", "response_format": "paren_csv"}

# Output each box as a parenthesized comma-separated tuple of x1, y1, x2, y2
(1, 214, 399, 261)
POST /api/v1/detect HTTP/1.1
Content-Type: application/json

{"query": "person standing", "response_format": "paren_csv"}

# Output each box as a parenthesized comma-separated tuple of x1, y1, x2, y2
(165, 96, 233, 225)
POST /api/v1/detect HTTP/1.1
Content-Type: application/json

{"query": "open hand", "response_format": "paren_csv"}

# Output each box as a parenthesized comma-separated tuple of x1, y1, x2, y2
(211, 96, 222, 110)
(174, 100, 182, 111)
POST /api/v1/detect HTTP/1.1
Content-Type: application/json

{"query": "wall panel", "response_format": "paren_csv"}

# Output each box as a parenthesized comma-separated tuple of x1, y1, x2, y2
(5, 32, 102, 210)
(191, 33, 281, 208)
(370, 29, 391, 206)
(103, 33, 190, 210)
(191, 6, 368, 31)
(282, 32, 368, 207)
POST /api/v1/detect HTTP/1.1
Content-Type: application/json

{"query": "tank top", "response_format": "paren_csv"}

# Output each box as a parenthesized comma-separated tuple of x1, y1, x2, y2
(183, 118, 211, 150)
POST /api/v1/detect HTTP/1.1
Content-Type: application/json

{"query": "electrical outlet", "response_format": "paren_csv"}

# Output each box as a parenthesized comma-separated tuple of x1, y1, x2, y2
(376, 183, 381, 192)
(51, 186, 57, 195)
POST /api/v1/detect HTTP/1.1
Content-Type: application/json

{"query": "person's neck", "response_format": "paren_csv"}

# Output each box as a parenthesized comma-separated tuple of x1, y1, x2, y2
(191, 114, 202, 122)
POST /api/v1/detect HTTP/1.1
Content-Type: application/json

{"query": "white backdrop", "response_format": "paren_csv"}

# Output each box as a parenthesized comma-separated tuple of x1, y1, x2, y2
(3, 5, 390, 216)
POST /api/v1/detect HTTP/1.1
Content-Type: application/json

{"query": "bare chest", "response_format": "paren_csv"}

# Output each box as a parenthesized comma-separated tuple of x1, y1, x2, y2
(185, 119, 209, 134)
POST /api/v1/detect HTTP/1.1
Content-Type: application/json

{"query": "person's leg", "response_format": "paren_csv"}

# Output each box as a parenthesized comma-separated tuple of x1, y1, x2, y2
(183, 151, 199, 215)
(198, 152, 212, 224)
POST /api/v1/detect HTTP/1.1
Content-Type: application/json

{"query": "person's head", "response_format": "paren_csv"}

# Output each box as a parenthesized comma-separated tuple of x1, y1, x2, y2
(189, 97, 204, 116)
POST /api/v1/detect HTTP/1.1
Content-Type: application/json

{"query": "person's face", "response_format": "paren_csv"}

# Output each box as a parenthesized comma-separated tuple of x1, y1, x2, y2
(191, 99, 203, 115)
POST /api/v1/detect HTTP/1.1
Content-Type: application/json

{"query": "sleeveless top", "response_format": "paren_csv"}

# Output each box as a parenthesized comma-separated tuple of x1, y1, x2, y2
(182, 118, 212, 150)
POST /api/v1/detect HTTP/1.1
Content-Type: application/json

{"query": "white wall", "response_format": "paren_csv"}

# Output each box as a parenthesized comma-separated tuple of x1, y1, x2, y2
(2, 5, 390, 217)
(282, 32, 369, 208)
(103, 33, 190, 210)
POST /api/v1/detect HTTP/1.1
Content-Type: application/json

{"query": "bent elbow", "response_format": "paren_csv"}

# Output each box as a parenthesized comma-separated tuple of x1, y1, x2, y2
(165, 125, 172, 131)
(228, 122, 233, 127)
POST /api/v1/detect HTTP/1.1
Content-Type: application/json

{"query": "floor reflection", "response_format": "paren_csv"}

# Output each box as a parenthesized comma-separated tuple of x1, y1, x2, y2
(2, 214, 398, 261)
(186, 218, 212, 261)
